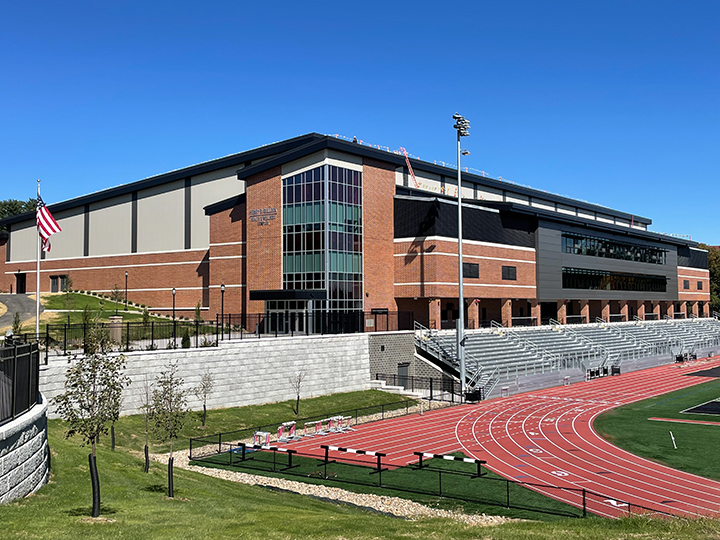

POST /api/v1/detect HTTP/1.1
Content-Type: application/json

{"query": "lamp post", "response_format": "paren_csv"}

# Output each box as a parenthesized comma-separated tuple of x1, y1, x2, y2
(172, 287, 176, 345)
(453, 113, 470, 400)
(124, 271, 128, 311)
(220, 283, 225, 341)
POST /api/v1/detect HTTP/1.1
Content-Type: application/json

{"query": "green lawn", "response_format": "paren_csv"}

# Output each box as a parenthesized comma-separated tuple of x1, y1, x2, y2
(113, 389, 417, 454)
(193, 449, 583, 521)
(594, 378, 720, 480)
(35, 293, 168, 329)
(2, 390, 719, 539)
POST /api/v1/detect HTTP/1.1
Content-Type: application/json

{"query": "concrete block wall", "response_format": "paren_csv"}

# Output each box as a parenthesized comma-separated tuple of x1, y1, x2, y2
(368, 331, 416, 377)
(41, 333, 372, 418)
(0, 395, 50, 504)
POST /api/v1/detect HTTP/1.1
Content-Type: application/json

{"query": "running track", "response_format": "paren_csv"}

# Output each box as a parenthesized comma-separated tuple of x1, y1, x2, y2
(288, 358, 720, 518)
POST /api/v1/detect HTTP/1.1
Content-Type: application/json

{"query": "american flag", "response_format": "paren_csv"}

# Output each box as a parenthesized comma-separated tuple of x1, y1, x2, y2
(36, 195, 61, 252)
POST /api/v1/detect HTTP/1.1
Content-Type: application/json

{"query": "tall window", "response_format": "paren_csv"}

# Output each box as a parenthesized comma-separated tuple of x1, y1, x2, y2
(282, 165, 363, 312)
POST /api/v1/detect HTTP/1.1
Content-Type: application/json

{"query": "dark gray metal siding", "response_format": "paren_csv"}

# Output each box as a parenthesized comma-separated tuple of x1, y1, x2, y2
(536, 220, 678, 302)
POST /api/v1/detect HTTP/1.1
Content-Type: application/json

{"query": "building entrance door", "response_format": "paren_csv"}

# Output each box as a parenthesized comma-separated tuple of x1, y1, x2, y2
(15, 273, 26, 294)
(266, 300, 308, 334)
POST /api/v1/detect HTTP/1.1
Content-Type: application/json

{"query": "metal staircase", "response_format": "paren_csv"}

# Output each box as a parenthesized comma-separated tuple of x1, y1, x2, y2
(413, 322, 499, 399)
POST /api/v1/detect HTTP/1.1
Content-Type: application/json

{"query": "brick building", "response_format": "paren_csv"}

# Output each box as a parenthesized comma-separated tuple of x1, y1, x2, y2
(0, 133, 711, 327)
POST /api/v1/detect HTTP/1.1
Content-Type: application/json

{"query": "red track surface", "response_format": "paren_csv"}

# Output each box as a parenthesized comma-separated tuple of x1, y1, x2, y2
(288, 358, 720, 518)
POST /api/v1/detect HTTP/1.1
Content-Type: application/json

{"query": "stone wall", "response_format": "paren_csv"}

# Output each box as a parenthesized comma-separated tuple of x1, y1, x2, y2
(368, 331, 416, 377)
(41, 333, 372, 417)
(0, 395, 50, 504)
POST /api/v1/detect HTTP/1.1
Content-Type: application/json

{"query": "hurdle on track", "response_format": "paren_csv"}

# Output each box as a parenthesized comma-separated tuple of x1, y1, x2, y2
(277, 421, 300, 443)
(320, 444, 388, 483)
(253, 431, 270, 446)
(413, 451, 487, 478)
(230, 442, 299, 471)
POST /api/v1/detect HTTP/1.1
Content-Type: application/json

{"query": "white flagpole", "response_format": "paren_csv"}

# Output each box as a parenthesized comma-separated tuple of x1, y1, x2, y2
(36, 179, 41, 337)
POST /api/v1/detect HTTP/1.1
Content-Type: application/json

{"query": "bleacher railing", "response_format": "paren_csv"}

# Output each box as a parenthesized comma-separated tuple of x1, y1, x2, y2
(413, 322, 495, 397)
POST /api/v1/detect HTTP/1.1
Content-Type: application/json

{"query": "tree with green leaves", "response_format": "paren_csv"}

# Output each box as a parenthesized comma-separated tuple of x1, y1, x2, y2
(12, 312, 22, 336)
(0, 198, 36, 231)
(52, 322, 130, 517)
(148, 362, 188, 497)
(194, 300, 202, 323)
(700, 244, 720, 314)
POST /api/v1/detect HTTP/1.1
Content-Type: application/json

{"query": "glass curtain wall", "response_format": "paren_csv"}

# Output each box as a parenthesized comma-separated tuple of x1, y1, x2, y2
(282, 164, 363, 313)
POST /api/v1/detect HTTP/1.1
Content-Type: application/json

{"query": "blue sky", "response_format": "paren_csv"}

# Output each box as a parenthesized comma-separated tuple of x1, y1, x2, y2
(1, 1, 718, 243)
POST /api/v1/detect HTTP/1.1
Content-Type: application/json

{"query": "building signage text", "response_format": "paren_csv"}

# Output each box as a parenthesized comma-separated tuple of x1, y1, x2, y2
(250, 207, 277, 226)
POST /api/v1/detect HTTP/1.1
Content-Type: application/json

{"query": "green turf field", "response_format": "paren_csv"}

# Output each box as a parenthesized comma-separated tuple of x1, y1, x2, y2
(594, 377, 720, 480)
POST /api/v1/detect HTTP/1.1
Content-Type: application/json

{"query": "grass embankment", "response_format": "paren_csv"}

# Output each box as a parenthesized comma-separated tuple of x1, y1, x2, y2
(595, 377, 720, 480)
(2, 390, 720, 539)
(38, 293, 166, 327)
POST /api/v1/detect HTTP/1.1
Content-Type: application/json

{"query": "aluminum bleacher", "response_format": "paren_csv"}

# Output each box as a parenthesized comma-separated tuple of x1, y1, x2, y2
(414, 316, 720, 399)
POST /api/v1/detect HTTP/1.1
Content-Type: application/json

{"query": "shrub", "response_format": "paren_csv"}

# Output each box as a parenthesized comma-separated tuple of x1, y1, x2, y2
(181, 328, 190, 349)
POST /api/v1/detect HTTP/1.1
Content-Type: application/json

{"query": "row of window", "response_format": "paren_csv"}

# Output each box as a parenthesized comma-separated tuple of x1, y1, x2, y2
(282, 165, 364, 312)
(683, 280, 704, 291)
(562, 267, 667, 292)
(461, 264, 517, 281)
(562, 233, 667, 265)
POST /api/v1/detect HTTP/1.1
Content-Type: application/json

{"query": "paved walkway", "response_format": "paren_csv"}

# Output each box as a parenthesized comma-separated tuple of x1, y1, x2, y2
(0, 293, 44, 330)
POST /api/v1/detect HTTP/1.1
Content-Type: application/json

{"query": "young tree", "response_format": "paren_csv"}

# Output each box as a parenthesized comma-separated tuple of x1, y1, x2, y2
(289, 370, 307, 415)
(52, 323, 130, 517)
(110, 284, 124, 304)
(194, 300, 202, 323)
(193, 370, 214, 426)
(139, 372, 153, 473)
(148, 362, 188, 497)
(12, 312, 22, 336)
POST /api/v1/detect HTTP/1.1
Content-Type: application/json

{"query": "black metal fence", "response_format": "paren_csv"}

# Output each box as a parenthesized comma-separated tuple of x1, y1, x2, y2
(0, 342, 40, 426)
(16, 310, 416, 361)
(189, 437, 670, 520)
(374, 373, 462, 402)
(216, 311, 415, 339)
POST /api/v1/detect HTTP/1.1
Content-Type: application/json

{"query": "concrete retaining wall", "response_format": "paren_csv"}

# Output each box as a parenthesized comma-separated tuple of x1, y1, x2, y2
(0, 395, 50, 504)
(41, 333, 372, 417)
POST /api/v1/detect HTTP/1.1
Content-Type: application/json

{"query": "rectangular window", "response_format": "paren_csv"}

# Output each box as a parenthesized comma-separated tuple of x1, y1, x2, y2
(462, 262, 479, 279)
(502, 266, 517, 281)
(697, 281, 703, 290)
(50, 275, 68, 293)
(683, 280, 690, 290)
(562, 267, 667, 292)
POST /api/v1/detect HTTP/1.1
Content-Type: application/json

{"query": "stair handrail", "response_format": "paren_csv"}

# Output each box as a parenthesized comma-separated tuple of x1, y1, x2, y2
(413, 321, 488, 393)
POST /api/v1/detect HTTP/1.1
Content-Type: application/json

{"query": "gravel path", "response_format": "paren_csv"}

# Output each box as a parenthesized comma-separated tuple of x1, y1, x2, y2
(148, 447, 516, 527)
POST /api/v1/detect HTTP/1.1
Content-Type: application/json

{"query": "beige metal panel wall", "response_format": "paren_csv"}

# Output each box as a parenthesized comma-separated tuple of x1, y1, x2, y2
(45, 207, 84, 259)
(9, 220, 37, 262)
(89, 195, 132, 256)
(190, 166, 244, 249)
(137, 180, 184, 252)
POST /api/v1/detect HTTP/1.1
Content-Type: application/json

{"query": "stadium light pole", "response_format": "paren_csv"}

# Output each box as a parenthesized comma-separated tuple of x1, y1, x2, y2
(124, 271, 128, 311)
(453, 113, 470, 400)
